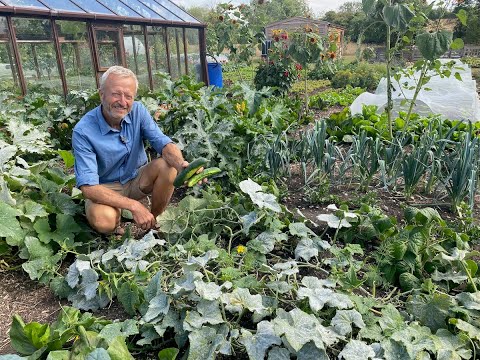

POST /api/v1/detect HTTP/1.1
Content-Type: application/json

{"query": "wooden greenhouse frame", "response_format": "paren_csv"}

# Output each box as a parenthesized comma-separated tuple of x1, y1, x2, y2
(0, 0, 208, 96)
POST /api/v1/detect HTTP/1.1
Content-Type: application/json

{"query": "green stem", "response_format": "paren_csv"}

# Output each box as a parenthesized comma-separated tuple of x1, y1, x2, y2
(403, 61, 429, 131)
(460, 260, 478, 292)
(385, 22, 393, 139)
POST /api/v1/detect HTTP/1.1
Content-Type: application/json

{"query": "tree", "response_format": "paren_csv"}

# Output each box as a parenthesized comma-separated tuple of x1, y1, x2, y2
(453, 0, 480, 44)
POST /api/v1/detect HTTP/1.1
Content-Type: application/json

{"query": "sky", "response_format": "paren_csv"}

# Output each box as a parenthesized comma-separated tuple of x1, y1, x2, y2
(172, 0, 360, 17)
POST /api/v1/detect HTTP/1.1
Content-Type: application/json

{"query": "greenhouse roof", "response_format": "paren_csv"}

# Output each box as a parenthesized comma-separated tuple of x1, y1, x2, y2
(0, 0, 202, 26)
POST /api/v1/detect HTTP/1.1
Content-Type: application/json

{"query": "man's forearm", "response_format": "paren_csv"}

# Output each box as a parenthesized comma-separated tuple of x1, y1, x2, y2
(161, 143, 185, 171)
(81, 184, 137, 211)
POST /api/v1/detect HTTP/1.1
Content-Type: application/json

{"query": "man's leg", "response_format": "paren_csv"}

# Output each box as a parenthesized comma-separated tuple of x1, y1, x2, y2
(137, 158, 177, 217)
(85, 200, 121, 234)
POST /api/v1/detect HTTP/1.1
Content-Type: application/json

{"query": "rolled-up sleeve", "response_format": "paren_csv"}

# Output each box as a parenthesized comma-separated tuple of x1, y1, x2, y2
(139, 104, 172, 154)
(73, 128, 100, 188)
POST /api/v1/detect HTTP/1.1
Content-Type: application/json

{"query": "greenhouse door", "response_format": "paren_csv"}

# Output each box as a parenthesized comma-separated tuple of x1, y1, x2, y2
(91, 25, 126, 80)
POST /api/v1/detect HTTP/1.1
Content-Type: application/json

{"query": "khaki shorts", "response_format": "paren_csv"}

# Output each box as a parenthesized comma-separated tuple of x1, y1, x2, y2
(85, 165, 150, 213)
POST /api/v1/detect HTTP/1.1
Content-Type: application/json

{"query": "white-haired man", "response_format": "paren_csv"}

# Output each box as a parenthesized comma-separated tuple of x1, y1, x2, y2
(73, 66, 193, 234)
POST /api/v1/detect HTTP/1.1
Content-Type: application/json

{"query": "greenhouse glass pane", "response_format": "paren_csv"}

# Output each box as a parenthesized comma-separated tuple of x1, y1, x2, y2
(186, 28, 201, 80)
(14, 17, 52, 41)
(147, 26, 168, 89)
(124, 0, 163, 19)
(95, 29, 123, 68)
(1, 0, 48, 9)
(57, 21, 96, 91)
(123, 25, 149, 90)
(38, 0, 84, 12)
(137, 0, 181, 21)
(167, 27, 182, 79)
(96, 0, 140, 17)
(0, 17, 21, 94)
(153, 0, 199, 23)
(70, 0, 114, 15)
(14, 18, 62, 94)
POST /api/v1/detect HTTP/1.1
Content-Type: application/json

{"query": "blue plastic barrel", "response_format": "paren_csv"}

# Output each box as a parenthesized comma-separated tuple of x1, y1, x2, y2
(207, 62, 223, 88)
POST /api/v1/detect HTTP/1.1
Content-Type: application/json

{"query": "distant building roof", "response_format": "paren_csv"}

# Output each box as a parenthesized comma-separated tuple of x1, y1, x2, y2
(0, 0, 202, 26)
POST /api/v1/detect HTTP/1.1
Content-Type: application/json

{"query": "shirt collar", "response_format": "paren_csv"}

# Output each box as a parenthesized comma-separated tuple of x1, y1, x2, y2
(97, 106, 132, 135)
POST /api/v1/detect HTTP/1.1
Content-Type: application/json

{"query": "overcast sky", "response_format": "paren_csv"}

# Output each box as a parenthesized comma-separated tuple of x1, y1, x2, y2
(172, 0, 360, 17)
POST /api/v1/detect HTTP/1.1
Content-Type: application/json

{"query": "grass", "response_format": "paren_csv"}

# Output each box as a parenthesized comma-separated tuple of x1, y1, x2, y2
(290, 79, 331, 94)
(222, 64, 257, 86)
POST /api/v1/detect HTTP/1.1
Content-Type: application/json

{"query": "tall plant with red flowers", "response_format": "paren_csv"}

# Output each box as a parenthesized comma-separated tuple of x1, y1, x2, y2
(254, 29, 302, 95)
(288, 26, 336, 110)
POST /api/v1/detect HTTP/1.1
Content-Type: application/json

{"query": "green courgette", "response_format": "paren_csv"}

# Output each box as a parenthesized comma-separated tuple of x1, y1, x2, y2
(173, 158, 208, 187)
(187, 167, 222, 187)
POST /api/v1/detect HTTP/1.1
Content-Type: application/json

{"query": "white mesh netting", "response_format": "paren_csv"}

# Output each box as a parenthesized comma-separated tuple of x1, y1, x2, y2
(350, 59, 480, 122)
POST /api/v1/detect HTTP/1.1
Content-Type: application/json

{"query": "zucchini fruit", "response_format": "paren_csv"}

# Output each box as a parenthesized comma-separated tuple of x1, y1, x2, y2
(187, 167, 222, 187)
(173, 158, 208, 187)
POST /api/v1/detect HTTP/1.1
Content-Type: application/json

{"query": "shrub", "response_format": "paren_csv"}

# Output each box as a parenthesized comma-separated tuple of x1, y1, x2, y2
(254, 61, 299, 95)
(331, 62, 386, 91)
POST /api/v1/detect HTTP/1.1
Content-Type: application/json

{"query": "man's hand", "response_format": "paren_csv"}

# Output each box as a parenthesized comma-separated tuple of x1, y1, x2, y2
(179, 161, 208, 186)
(130, 200, 157, 230)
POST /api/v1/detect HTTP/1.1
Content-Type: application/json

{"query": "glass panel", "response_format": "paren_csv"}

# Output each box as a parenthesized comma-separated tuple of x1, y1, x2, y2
(13, 18, 62, 94)
(38, 0, 84, 12)
(0, 17, 20, 93)
(124, 0, 163, 19)
(137, 0, 181, 21)
(96, 0, 140, 17)
(147, 26, 168, 89)
(95, 29, 122, 68)
(186, 28, 201, 80)
(167, 27, 182, 79)
(70, 0, 114, 15)
(57, 21, 96, 91)
(2, 0, 48, 9)
(123, 25, 149, 91)
(152, 0, 199, 23)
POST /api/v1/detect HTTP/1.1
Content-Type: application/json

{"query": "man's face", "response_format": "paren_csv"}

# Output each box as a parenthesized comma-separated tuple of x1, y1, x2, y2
(99, 74, 136, 126)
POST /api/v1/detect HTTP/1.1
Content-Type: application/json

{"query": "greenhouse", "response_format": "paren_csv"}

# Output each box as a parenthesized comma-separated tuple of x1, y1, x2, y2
(0, 0, 207, 96)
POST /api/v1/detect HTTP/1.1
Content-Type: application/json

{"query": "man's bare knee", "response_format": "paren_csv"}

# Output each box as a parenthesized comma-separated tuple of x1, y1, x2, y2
(87, 205, 119, 234)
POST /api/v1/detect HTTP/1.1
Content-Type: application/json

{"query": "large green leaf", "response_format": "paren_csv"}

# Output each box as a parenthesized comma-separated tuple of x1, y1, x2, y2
(449, 319, 480, 341)
(222, 288, 266, 316)
(456, 9, 468, 26)
(187, 326, 223, 360)
(117, 282, 141, 316)
(24, 236, 53, 259)
(239, 321, 281, 360)
(433, 329, 472, 360)
(0, 202, 22, 240)
(9, 315, 38, 355)
(338, 340, 375, 360)
(272, 308, 339, 352)
(107, 336, 134, 360)
(46, 350, 70, 360)
(382, 4, 414, 31)
(184, 300, 224, 330)
(416, 31, 453, 61)
(22, 200, 48, 222)
(362, 0, 377, 15)
(331, 310, 365, 336)
(239, 179, 281, 213)
(455, 292, 480, 311)
(297, 277, 353, 312)
(99, 320, 138, 345)
(407, 294, 455, 332)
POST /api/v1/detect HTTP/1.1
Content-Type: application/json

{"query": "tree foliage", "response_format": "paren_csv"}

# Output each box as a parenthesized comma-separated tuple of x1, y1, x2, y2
(454, 0, 480, 44)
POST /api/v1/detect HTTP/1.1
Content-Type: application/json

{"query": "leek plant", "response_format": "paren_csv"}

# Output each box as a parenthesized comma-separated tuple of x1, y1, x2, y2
(441, 127, 480, 214)
(350, 131, 381, 190)
(265, 133, 291, 178)
(401, 136, 435, 198)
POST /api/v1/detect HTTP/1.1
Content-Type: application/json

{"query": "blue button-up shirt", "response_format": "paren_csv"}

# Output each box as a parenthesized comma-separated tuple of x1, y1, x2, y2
(73, 101, 172, 187)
